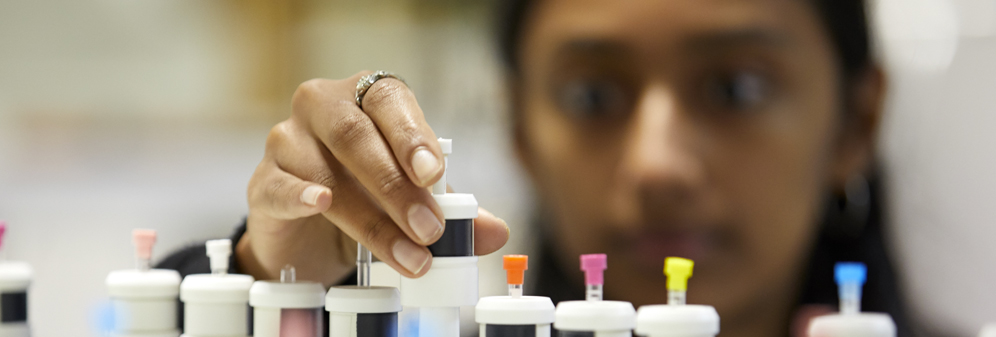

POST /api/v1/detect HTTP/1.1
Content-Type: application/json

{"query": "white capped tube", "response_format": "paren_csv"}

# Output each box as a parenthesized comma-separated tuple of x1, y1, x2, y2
(181, 239, 254, 337)
(206, 239, 231, 276)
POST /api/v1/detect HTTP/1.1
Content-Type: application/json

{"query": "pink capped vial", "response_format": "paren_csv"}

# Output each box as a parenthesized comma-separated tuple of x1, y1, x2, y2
(580, 254, 607, 301)
(132, 229, 157, 271)
(0, 221, 7, 251)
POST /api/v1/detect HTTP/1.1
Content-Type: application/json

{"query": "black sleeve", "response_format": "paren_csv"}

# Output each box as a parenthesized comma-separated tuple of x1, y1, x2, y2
(155, 219, 248, 278)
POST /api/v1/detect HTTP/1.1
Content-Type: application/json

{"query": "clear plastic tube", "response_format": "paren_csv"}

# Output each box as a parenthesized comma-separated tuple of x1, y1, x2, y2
(839, 282, 861, 315)
(667, 290, 686, 306)
(586, 284, 603, 301)
(281, 265, 296, 283)
(136, 257, 151, 272)
(509, 284, 523, 298)
(357, 243, 371, 287)
(834, 262, 866, 315)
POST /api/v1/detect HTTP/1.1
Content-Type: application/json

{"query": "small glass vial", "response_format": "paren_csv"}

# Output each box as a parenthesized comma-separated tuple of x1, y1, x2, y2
(635, 257, 719, 337)
(807, 262, 896, 337)
(555, 254, 636, 337)
(476, 255, 555, 337)
(249, 266, 325, 337)
(325, 243, 402, 337)
(180, 239, 254, 337)
(400, 138, 479, 337)
(105, 229, 181, 337)
(0, 222, 32, 337)
(325, 286, 401, 337)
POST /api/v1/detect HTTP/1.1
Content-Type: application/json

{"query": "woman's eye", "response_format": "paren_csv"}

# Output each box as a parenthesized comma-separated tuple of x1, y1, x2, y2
(555, 79, 629, 119)
(707, 71, 770, 112)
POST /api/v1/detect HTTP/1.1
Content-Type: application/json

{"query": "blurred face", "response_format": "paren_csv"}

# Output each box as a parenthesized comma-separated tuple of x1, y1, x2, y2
(514, 0, 858, 329)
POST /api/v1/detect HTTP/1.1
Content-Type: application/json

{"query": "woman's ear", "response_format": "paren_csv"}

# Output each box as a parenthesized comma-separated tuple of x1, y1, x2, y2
(509, 75, 538, 181)
(831, 65, 887, 188)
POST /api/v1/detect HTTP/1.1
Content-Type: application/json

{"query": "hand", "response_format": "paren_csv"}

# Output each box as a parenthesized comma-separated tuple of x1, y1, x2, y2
(238, 71, 510, 286)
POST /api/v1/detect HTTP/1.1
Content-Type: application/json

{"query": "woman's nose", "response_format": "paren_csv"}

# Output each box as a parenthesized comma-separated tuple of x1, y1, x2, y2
(619, 84, 706, 207)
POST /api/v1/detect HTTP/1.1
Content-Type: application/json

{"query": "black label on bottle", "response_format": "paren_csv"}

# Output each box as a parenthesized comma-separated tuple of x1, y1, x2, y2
(486, 324, 537, 337)
(356, 312, 398, 337)
(0, 292, 27, 323)
(428, 218, 474, 257)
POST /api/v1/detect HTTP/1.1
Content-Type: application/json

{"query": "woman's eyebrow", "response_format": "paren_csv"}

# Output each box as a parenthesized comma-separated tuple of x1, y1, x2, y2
(682, 28, 793, 51)
(551, 39, 629, 60)
(550, 28, 791, 60)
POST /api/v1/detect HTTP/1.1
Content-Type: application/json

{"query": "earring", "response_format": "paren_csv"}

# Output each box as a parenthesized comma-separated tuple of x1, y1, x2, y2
(824, 173, 871, 241)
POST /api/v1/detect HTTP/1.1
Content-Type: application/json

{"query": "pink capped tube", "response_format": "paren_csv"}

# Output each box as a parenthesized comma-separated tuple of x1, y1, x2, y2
(580, 254, 607, 301)
(0, 221, 7, 251)
(132, 229, 157, 271)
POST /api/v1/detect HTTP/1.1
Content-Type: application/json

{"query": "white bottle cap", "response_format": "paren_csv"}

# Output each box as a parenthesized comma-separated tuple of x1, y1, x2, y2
(205, 239, 232, 273)
(180, 274, 254, 303)
(0, 261, 32, 292)
(635, 304, 720, 336)
(433, 193, 479, 219)
(249, 281, 325, 309)
(807, 313, 896, 337)
(106, 269, 181, 299)
(555, 300, 636, 332)
(476, 295, 555, 325)
(325, 286, 401, 314)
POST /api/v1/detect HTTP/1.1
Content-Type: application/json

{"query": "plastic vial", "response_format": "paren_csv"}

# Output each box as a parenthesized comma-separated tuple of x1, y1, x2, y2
(179, 239, 254, 337)
(581, 254, 607, 302)
(807, 262, 896, 337)
(249, 266, 325, 337)
(555, 254, 636, 337)
(399, 138, 479, 337)
(0, 222, 32, 337)
(325, 243, 402, 337)
(635, 257, 720, 337)
(476, 255, 556, 337)
(105, 229, 182, 337)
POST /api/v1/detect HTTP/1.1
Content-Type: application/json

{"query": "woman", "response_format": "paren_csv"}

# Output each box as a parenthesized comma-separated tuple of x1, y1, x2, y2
(162, 0, 913, 336)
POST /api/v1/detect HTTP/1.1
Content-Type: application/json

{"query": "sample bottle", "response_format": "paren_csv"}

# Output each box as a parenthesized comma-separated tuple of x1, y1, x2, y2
(179, 239, 254, 337)
(635, 257, 719, 337)
(554, 254, 636, 337)
(0, 222, 32, 337)
(105, 229, 182, 337)
(807, 262, 896, 337)
(325, 243, 401, 337)
(249, 266, 325, 337)
(399, 138, 479, 337)
(476, 255, 556, 337)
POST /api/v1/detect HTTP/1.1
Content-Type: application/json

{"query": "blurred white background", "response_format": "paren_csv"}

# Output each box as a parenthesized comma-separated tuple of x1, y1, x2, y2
(0, 0, 993, 336)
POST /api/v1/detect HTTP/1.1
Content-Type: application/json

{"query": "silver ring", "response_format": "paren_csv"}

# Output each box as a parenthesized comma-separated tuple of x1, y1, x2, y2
(355, 71, 408, 109)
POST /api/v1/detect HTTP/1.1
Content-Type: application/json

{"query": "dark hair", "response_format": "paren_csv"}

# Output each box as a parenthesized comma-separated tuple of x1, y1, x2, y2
(497, 0, 872, 81)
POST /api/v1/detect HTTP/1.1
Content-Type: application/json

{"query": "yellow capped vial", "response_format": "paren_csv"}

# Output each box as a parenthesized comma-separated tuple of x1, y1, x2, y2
(664, 257, 694, 292)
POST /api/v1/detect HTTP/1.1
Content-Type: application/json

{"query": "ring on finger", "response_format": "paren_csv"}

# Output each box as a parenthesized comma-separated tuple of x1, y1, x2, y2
(355, 71, 408, 109)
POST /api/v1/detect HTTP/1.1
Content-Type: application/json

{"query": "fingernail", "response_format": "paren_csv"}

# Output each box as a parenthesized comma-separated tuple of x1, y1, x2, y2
(408, 204, 443, 243)
(301, 185, 326, 206)
(411, 147, 441, 185)
(500, 218, 510, 239)
(393, 239, 430, 274)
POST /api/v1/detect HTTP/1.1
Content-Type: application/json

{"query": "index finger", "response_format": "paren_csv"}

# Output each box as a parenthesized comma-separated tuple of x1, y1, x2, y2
(291, 75, 446, 246)
(358, 74, 445, 188)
